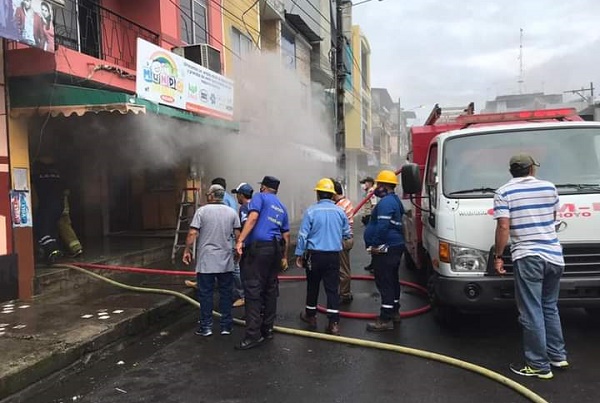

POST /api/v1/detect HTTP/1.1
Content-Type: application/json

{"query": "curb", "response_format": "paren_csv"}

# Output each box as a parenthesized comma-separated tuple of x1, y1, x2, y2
(0, 286, 196, 402)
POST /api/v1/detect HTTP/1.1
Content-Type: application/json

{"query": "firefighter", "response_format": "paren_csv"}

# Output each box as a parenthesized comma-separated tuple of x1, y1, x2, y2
(234, 176, 290, 350)
(296, 178, 352, 335)
(364, 170, 406, 332)
(32, 156, 64, 264)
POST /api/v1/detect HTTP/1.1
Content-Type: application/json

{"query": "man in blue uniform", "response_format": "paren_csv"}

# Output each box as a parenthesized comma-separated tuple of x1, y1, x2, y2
(296, 178, 352, 335)
(364, 170, 405, 332)
(235, 176, 290, 349)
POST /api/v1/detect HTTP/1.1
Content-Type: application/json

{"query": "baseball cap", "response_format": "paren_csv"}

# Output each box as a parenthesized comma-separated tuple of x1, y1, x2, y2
(231, 182, 254, 197)
(509, 153, 540, 169)
(207, 184, 225, 197)
(359, 176, 374, 184)
(259, 175, 280, 191)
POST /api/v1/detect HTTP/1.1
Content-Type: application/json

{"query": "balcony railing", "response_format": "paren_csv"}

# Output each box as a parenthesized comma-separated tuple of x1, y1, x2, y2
(52, 0, 159, 70)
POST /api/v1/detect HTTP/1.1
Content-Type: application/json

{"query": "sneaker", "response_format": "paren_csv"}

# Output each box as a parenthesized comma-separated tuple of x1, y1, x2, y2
(185, 280, 198, 289)
(220, 328, 232, 336)
(233, 298, 245, 307)
(195, 328, 212, 337)
(550, 360, 569, 369)
(509, 363, 553, 379)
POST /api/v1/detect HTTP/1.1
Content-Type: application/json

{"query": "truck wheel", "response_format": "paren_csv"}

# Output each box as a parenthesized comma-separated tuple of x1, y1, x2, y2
(427, 272, 460, 327)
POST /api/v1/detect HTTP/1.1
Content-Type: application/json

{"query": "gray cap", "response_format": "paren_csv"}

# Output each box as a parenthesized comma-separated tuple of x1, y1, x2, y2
(509, 153, 539, 168)
(207, 184, 225, 199)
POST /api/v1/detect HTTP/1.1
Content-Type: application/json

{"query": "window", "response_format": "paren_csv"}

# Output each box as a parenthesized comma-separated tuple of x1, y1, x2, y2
(425, 144, 438, 207)
(54, 0, 101, 58)
(443, 127, 600, 197)
(180, 0, 208, 44)
(281, 29, 296, 70)
(231, 28, 253, 59)
(360, 45, 369, 91)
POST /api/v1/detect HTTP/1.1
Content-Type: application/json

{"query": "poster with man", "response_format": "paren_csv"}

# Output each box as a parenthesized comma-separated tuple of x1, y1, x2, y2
(0, 0, 55, 52)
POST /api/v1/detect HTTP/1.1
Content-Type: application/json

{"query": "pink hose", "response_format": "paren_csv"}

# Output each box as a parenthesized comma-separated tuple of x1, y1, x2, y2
(75, 263, 431, 320)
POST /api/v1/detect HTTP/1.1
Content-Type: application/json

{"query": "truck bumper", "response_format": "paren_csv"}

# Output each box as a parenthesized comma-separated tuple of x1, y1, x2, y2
(434, 275, 600, 309)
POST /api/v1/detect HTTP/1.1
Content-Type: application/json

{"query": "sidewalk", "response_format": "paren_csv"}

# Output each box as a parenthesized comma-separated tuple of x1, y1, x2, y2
(0, 223, 301, 401)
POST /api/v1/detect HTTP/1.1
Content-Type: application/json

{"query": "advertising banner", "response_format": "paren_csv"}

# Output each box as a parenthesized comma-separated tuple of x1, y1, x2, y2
(0, 0, 55, 52)
(10, 190, 32, 228)
(136, 38, 234, 121)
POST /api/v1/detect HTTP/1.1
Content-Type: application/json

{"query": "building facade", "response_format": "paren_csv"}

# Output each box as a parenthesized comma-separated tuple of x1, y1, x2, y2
(3, 0, 234, 300)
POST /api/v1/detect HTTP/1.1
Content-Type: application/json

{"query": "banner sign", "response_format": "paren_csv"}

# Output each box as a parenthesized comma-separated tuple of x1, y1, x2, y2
(0, 0, 55, 52)
(136, 38, 234, 121)
(10, 190, 32, 228)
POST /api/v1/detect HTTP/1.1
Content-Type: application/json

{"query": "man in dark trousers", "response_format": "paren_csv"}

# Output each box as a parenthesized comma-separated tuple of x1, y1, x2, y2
(234, 176, 290, 350)
(493, 153, 567, 379)
(296, 178, 351, 335)
(364, 170, 406, 332)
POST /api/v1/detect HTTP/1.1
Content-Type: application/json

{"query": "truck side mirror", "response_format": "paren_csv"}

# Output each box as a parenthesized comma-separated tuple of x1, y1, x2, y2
(401, 163, 421, 194)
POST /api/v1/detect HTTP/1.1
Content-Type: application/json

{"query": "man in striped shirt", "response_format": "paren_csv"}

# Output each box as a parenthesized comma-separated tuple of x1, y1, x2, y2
(332, 179, 355, 303)
(493, 153, 568, 380)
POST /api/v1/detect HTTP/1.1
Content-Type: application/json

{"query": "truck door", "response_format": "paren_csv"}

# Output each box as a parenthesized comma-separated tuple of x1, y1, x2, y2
(422, 143, 439, 262)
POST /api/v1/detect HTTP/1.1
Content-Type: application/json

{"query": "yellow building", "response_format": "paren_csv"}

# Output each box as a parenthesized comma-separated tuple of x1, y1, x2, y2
(222, 0, 261, 77)
(345, 25, 373, 202)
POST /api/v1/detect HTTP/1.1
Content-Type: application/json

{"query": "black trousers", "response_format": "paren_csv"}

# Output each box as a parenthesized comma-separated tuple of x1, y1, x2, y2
(35, 198, 64, 257)
(372, 247, 404, 321)
(240, 243, 281, 341)
(304, 251, 341, 323)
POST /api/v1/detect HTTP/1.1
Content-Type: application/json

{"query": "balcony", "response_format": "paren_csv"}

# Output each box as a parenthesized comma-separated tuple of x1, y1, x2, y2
(54, 0, 159, 70)
(7, 0, 160, 83)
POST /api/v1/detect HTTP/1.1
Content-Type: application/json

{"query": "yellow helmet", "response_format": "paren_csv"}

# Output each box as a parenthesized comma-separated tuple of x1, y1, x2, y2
(375, 170, 399, 185)
(314, 178, 335, 193)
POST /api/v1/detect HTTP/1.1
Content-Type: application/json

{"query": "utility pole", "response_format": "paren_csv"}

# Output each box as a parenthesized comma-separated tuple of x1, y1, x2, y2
(334, 0, 348, 181)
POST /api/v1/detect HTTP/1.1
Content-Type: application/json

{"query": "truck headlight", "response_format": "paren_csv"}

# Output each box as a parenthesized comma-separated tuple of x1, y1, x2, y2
(450, 246, 487, 272)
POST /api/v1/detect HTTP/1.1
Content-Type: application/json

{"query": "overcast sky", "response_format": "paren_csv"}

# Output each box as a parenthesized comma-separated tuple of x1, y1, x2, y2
(352, 0, 600, 122)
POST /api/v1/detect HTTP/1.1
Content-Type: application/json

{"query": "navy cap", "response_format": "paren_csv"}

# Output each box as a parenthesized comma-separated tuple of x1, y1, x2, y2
(231, 182, 254, 197)
(259, 176, 280, 191)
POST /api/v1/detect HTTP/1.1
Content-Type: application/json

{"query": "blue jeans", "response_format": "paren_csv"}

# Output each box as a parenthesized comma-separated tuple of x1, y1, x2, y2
(233, 261, 244, 300)
(197, 272, 234, 332)
(513, 256, 567, 371)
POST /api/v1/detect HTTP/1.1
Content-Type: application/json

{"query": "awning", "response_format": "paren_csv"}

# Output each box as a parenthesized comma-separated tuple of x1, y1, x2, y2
(9, 82, 239, 131)
(285, 13, 322, 43)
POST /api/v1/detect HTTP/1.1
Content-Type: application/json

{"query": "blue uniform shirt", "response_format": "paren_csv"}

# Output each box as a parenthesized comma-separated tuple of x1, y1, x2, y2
(364, 193, 405, 248)
(239, 202, 250, 228)
(246, 192, 290, 243)
(223, 192, 238, 211)
(295, 199, 352, 256)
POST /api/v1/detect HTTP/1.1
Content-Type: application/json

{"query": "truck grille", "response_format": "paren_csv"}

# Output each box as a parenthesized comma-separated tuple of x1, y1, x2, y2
(489, 244, 600, 276)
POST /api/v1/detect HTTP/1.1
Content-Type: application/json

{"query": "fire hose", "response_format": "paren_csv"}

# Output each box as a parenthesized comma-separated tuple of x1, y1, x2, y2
(75, 263, 430, 319)
(56, 263, 549, 403)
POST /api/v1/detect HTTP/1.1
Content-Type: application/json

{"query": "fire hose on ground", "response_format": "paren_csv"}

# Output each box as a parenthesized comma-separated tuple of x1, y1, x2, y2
(55, 263, 549, 403)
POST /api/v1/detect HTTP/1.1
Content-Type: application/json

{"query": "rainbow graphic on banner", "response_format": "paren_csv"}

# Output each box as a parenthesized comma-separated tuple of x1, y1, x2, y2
(141, 51, 184, 103)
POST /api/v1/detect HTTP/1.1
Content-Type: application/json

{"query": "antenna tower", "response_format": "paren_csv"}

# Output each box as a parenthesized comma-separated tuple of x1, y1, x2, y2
(518, 28, 524, 94)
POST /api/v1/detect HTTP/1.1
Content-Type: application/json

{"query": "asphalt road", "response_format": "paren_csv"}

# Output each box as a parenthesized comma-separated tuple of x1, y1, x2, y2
(26, 233, 600, 403)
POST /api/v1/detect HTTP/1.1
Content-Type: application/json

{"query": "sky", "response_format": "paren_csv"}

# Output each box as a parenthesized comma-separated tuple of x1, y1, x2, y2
(351, 0, 600, 123)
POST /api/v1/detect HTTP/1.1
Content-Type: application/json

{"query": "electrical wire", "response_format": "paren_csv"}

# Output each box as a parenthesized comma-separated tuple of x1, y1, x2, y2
(57, 263, 551, 403)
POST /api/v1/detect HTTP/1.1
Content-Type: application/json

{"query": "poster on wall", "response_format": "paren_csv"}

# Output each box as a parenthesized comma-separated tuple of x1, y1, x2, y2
(0, 0, 55, 52)
(136, 38, 234, 121)
(10, 190, 32, 228)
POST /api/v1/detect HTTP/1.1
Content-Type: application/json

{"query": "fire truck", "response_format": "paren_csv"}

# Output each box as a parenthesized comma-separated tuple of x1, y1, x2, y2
(399, 104, 600, 324)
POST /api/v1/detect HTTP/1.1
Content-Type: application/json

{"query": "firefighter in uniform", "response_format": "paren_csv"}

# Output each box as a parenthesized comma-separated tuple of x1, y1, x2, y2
(364, 170, 406, 332)
(296, 178, 351, 335)
(234, 176, 290, 350)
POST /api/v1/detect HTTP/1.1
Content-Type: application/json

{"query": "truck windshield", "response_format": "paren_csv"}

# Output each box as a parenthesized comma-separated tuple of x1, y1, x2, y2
(443, 126, 600, 197)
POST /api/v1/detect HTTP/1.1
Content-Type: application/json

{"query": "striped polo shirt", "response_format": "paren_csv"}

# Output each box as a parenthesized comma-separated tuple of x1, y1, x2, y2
(493, 176, 564, 266)
(336, 196, 354, 233)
